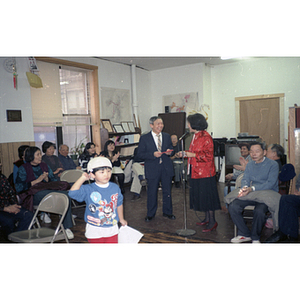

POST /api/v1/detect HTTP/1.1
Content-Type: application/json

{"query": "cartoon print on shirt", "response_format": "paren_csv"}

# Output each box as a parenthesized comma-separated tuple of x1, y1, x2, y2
(97, 193, 119, 225)
(90, 191, 102, 203)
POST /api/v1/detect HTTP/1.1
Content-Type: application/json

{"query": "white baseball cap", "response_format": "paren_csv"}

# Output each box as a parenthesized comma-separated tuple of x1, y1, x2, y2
(87, 157, 112, 172)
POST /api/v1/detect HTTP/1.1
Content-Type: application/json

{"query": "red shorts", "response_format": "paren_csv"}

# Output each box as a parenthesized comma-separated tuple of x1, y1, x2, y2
(87, 234, 118, 244)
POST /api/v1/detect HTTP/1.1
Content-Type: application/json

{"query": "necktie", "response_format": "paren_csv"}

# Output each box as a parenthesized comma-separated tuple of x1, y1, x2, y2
(157, 134, 162, 163)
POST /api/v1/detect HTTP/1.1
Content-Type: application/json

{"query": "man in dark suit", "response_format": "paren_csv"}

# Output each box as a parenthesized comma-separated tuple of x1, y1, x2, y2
(137, 116, 176, 221)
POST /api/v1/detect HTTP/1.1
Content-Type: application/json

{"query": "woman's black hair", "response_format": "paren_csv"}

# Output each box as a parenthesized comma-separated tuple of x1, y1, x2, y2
(83, 142, 96, 155)
(42, 141, 56, 153)
(18, 145, 30, 159)
(187, 113, 208, 131)
(24, 146, 41, 163)
(103, 140, 115, 152)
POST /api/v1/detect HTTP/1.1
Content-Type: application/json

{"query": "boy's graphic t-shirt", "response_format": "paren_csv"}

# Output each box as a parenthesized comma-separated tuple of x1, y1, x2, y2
(69, 182, 123, 238)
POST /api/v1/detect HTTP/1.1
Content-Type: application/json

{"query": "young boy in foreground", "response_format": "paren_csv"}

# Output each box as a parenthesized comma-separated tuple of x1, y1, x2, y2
(69, 156, 127, 243)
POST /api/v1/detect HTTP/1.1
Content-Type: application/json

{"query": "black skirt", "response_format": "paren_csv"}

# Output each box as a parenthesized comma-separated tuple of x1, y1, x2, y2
(189, 175, 221, 212)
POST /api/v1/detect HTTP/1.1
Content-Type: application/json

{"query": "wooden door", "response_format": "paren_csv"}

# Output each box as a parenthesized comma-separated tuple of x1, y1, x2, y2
(239, 97, 280, 146)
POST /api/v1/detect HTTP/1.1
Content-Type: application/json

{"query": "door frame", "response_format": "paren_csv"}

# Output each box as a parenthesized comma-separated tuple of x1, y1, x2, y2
(235, 93, 285, 148)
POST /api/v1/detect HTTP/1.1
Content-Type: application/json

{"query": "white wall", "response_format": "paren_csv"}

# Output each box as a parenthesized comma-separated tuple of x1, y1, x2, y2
(0, 57, 34, 143)
(149, 63, 206, 130)
(211, 57, 300, 148)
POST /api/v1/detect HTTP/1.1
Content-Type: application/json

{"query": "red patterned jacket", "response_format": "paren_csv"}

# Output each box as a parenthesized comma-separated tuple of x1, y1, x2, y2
(188, 130, 216, 179)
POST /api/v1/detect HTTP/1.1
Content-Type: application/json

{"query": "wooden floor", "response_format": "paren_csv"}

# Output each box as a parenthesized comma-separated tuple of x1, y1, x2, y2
(0, 182, 279, 244)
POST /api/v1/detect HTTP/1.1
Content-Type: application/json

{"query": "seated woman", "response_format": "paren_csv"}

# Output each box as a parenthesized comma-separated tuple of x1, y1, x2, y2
(42, 141, 64, 180)
(0, 164, 34, 238)
(100, 140, 125, 194)
(78, 142, 98, 172)
(15, 146, 74, 239)
(13, 145, 30, 185)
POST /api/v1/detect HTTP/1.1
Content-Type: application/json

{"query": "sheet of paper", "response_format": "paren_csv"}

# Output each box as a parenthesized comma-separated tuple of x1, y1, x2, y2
(118, 226, 144, 243)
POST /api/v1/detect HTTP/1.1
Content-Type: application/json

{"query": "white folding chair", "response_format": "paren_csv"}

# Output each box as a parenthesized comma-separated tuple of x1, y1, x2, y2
(8, 192, 70, 243)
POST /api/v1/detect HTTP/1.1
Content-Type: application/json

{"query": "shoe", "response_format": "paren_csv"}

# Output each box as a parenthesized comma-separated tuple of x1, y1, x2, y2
(140, 179, 147, 187)
(65, 228, 74, 240)
(175, 181, 180, 188)
(196, 220, 209, 226)
(264, 230, 287, 243)
(163, 213, 176, 220)
(202, 222, 218, 232)
(131, 194, 141, 201)
(231, 235, 252, 243)
(145, 216, 154, 222)
(40, 213, 51, 224)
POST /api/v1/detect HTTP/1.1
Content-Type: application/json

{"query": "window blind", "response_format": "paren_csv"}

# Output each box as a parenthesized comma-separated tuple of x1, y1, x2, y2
(31, 61, 63, 126)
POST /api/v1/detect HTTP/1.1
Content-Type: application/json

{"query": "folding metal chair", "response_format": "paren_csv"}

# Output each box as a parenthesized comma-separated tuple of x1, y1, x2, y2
(8, 192, 70, 243)
(60, 169, 87, 209)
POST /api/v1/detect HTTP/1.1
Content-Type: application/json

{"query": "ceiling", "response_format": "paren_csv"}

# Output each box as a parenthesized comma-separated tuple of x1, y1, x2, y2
(96, 56, 248, 71)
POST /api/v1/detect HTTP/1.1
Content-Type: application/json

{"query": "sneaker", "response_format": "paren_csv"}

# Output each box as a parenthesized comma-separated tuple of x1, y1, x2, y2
(40, 213, 52, 224)
(65, 229, 74, 240)
(131, 193, 141, 201)
(231, 235, 252, 243)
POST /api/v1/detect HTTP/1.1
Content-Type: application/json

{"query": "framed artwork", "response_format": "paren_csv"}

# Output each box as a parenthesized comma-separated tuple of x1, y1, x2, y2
(121, 121, 130, 132)
(113, 124, 124, 133)
(128, 121, 135, 132)
(7, 110, 22, 122)
(101, 119, 114, 133)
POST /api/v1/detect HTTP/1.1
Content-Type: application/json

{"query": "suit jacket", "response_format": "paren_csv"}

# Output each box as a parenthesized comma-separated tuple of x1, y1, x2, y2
(137, 131, 174, 179)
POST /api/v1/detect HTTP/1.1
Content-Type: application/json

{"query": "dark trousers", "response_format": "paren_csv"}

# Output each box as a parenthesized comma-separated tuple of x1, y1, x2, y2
(146, 164, 173, 217)
(0, 207, 34, 237)
(229, 199, 268, 240)
(33, 190, 73, 229)
(279, 194, 300, 239)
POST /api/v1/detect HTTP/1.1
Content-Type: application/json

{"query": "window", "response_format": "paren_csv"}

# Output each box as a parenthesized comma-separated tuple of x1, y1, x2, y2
(33, 57, 100, 154)
(59, 66, 92, 153)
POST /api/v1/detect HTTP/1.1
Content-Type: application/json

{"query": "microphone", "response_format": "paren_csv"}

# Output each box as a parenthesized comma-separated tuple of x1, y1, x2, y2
(178, 131, 190, 141)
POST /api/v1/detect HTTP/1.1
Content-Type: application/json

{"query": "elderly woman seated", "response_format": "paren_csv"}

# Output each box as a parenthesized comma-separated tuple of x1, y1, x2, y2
(15, 146, 74, 239)
(42, 141, 64, 180)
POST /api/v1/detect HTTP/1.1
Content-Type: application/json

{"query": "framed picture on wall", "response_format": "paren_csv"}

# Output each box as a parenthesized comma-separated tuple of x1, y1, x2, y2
(101, 119, 114, 133)
(113, 124, 125, 133)
(121, 121, 130, 132)
(128, 121, 135, 132)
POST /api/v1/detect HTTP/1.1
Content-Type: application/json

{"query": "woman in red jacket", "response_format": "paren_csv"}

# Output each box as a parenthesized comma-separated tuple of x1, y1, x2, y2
(182, 113, 221, 232)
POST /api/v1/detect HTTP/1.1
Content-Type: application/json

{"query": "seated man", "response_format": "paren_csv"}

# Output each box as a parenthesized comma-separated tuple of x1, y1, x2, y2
(124, 148, 146, 201)
(58, 144, 81, 171)
(266, 143, 284, 171)
(227, 142, 279, 243)
(265, 173, 300, 243)
(0, 164, 34, 238)
(170, 134, 184, 188)
(224, 143, 251, 196)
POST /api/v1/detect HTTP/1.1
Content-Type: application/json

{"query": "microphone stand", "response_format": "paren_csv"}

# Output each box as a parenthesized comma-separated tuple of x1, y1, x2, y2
(176, 136, 196, 237)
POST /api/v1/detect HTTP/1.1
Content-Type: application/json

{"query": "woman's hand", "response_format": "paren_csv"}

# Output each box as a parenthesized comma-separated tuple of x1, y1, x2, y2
(4, 204, 21, 214)
(112, 152, 120, 162)
(54, 167, 64, 174)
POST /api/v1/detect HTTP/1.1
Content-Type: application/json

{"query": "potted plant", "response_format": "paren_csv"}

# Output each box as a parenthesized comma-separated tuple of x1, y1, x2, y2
(70, 137, 86, 160)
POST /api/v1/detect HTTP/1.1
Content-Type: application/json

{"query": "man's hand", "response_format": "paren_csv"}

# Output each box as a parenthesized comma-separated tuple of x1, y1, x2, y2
(225, 173, 233, 180)
(238, 186, 252, 198)
(154, 151, 162, 158)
